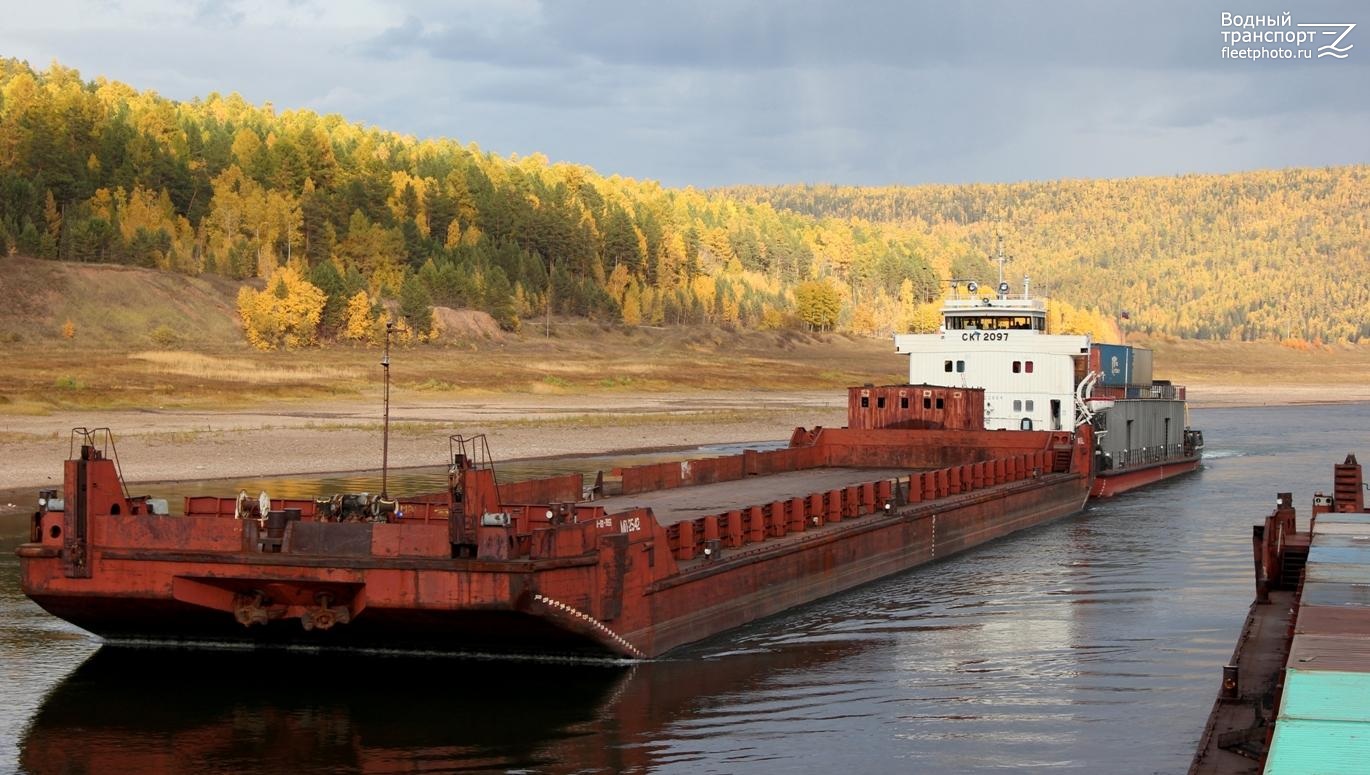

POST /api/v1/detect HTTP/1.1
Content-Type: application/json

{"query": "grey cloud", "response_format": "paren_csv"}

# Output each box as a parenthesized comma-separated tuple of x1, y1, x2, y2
(359, 12, 572, 68)
(192, 0, 245, 28)
(460, 70, 624, 110)
(3, 0, 1366, 188)
(1149, 67, 1370, 131)
(358, 0, 1299, 72)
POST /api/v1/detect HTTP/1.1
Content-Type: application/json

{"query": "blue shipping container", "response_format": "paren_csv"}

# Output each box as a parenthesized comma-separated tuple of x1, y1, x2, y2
(1265, 669, 1370, 775)
(1094, 344, 1132, 386)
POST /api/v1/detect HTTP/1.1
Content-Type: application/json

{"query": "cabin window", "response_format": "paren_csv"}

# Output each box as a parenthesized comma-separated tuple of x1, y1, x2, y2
(956, 360, 966, 373)
(944, 360, 953, 373)
(877, 396, 886, 409)
(1013, 400, 1022, 411)
(947, 315, 1040, 331)
(1012, 361, 1021, 373)
(861, 396, 869, 408)
(1025, 361, 1034, 373)
(900, 396, 909, 409)
(935, 398, 945, 409)
(923, 397, 931, 409)
(1025, 400, 1035, 411)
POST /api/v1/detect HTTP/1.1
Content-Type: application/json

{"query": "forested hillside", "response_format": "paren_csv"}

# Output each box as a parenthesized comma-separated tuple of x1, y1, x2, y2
(1, 59, 1360, 348)
(0, 59, 984, 348)
(722, 167, 1370, 343)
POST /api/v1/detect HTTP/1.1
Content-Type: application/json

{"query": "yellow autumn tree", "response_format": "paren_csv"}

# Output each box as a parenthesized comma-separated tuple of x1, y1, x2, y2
(794, 279, 842, 331)
(342, 290, 377, 342)
(236, 266, 325, 350)
(606, 263, 632, 302)
(621, 282, 643, 325)
(1048, 299, 1123, 342)
(906, 301, 943, 333)
(848, 303, 880, 336)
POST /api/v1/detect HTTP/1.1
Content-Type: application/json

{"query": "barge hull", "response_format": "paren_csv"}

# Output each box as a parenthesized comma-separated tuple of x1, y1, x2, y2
(23, 471, 1088, 659)
(1091, 456, 1200, 498)
(641, 473, 1087, 655)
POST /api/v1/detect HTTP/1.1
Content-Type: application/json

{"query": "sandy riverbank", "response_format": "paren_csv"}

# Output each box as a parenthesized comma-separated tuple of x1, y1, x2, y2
(1182, 382, 1370, 408)
(0, 391, 850, 492)
(1, 385, 1365, 493)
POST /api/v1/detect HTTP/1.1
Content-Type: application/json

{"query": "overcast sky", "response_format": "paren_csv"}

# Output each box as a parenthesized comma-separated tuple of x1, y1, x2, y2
(2, 0, 1367, 187)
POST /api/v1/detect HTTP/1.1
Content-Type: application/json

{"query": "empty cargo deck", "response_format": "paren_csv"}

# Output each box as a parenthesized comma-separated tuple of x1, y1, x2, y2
(594, 467, 913, 526)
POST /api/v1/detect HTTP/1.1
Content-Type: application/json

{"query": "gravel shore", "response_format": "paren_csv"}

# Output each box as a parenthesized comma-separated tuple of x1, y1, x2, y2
(2, 383, 1365, 495)
(0, 391, 849, 492)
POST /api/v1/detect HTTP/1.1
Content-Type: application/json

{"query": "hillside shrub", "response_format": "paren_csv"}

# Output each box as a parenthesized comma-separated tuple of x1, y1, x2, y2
(235, 266, 325, 350)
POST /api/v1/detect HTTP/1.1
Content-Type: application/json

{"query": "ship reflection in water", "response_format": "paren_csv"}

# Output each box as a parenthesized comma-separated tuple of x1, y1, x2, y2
(20, 642, 866, 774)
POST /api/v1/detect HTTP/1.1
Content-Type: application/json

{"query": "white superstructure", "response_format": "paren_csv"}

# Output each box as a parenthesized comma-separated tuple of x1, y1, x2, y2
(893, 291, 1092, 431)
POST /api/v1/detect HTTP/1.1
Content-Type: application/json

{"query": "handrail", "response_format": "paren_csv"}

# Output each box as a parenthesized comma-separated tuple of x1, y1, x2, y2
(69, 427, 130, 500)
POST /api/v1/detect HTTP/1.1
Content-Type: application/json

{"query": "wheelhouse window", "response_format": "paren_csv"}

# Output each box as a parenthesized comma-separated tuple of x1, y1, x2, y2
(945, 315, 1045, 331)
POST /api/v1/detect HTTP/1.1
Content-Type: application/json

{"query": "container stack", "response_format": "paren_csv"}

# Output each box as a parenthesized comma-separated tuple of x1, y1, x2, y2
(1089, 344, 1157, 399)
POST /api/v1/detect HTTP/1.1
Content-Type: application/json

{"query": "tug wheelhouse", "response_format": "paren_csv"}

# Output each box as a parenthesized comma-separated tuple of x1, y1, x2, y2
(894, 281, 1092, 433)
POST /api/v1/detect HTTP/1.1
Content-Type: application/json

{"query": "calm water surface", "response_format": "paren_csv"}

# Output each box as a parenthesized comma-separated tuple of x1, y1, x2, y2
(3, 404, 1369, 774)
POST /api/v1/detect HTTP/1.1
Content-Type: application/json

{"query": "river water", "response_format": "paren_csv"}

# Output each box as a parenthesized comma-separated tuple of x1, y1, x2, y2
(3, 403, 1369, 774)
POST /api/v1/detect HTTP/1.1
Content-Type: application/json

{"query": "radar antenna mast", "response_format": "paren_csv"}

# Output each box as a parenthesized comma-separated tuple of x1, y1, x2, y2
(995, 234, 1009, 288)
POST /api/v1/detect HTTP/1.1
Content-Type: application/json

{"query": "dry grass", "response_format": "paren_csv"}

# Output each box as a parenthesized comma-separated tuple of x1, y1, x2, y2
(0, 430, 57, 442)
(4, 259, 1365, 415)
(5, 327, 1366, 416)
(130, 351, 352, 384)
(0, 322, 904, 414)
(1135, 335, 1370, 386)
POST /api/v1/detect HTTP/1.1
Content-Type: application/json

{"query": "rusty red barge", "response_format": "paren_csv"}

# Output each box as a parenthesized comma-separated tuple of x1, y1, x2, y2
(18, 385, 1093, 659)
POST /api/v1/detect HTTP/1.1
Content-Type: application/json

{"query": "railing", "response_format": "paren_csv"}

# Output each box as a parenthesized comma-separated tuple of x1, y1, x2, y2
(1089, 384, 1185, 401)
(1098, 443, 1191, 471)
(615, 446, 826, 496)
(662, 452, 1055, 562)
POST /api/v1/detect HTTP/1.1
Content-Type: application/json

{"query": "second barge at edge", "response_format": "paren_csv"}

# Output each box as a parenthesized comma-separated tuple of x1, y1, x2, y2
(18, 381, 1093, 659)
(1190, 454, 1370, 774)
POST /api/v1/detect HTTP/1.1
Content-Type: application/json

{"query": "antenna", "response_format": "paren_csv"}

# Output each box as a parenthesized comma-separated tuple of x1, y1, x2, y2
(381, 320, 394, 498)
(994, 234, 1009, 288)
